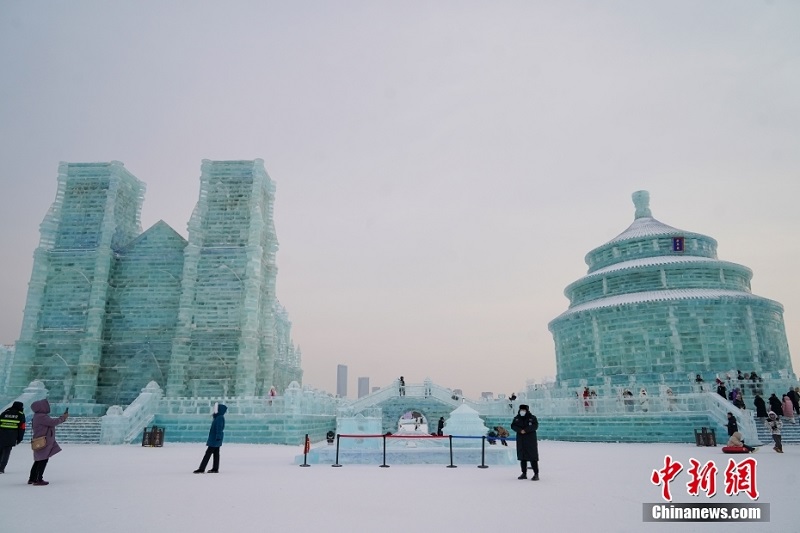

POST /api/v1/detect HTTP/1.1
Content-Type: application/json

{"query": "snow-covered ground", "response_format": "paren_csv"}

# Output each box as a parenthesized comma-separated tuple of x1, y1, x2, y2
(0, 441, 796, 532)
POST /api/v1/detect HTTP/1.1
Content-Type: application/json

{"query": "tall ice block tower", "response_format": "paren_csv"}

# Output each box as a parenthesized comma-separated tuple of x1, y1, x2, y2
(167, 159, 278, 398)
(6, 159, 302, 411)
(548, 191, 793, 388)
(8, 162, 145, 405)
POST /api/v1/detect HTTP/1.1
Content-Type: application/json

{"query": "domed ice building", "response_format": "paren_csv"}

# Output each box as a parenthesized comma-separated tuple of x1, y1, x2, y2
(548, 191, 794, 390)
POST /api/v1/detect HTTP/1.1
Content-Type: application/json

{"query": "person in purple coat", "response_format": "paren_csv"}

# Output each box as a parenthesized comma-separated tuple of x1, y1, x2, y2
(28, 398, 69, 486)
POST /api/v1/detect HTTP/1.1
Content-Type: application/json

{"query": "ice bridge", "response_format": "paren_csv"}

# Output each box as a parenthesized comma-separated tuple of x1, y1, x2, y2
(341, 380, 517, 434)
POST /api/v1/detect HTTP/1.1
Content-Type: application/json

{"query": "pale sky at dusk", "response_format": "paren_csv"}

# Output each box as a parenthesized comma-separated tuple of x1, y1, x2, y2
(1, 1, 799, 399)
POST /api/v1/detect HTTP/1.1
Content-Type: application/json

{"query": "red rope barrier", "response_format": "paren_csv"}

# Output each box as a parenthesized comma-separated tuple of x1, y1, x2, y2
(337, 434, 447, 439)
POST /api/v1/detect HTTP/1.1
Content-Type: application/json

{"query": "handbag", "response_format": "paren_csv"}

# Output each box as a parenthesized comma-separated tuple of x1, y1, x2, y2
(31, 436, 46, 451)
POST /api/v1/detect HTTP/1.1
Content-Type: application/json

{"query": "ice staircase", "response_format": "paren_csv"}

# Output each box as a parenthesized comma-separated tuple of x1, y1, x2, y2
(753, 414, 800, 445)
(51, 416, 102, 444)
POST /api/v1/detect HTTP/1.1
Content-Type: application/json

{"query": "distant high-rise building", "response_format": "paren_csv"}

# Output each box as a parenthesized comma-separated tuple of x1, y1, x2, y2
(336, 364, 348, 398)
(357, 377, 370, 398)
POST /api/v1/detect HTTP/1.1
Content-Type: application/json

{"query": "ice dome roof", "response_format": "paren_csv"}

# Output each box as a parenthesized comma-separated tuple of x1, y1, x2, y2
(605, 190, 685, 244)
(583, 190, 718, 273)
(606, 215, 682, 244)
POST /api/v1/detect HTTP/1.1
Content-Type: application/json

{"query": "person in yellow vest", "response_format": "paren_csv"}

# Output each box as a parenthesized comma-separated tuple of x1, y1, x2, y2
(0, 402, 26, 473)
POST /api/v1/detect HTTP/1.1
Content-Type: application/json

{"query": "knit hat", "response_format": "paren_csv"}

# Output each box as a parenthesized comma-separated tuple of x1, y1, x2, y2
(12, 401, 23, 410)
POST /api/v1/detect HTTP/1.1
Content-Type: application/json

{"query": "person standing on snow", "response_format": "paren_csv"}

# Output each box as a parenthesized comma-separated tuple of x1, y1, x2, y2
(0, 401, 26, 473)
(28, 398, 68, 485)
(194, 403, 226, 474)
(511, 404, 539, 481)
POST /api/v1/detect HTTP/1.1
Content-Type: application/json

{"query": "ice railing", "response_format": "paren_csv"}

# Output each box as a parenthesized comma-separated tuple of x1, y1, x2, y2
(346, 380, 469, 414)
(702, 391, 760, 445)
(161, 382, 339, 417)
(100, 381, 163, 444)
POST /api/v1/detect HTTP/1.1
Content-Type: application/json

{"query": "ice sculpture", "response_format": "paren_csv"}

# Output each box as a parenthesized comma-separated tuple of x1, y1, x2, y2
(4, 160, 303, 411)
(549, 191, 794, 389)
(443, 404, 490, 446)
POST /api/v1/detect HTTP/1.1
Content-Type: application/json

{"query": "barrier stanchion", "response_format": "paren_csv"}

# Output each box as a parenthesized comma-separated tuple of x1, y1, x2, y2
(300, 433, 311, 467)
(447, 435, 457, 468)
(478, 435, 488, 469)
(380, 434, 390, 468)
(332, 434, 342, 467)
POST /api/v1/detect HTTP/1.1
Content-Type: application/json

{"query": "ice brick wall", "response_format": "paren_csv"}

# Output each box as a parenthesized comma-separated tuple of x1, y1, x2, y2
(0, 345, 14, 394)
(273, 303, 303, 392)
(97, 222, 187, 405)
(482, 412, 719, 444)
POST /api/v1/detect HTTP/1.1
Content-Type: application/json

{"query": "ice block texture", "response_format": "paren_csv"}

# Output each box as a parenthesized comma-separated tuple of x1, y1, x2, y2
(4, 160, 302, 406)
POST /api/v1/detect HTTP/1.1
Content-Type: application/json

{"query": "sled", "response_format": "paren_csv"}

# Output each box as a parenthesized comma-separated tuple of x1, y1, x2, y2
(721, 446, 750, 454)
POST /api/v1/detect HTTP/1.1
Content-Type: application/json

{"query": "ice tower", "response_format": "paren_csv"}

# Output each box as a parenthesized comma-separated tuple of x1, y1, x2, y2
(4, 159, 304, 408)
(549, 191, 793, 388)
(166, 160, 278, 398)
(8, 162, 145, 411)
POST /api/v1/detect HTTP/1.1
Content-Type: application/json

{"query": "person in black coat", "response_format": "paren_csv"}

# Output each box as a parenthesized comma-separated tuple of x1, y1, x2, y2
(768, 393, 783, 416)
(436, 417, 445, 436)
(716, 382, 727, 400)
(0, 401, 26, 473)
(753, 394, 768, 418)
(510, 404, 539, 480)
(726, 412, 738, 436)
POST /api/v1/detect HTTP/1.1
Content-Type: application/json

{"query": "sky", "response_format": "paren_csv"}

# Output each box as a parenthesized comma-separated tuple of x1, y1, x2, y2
(1, 1, 799, 399)
(1, 441, 797, 532)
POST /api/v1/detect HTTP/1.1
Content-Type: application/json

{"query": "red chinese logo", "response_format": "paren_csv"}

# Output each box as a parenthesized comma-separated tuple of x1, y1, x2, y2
(724, 457, 759, 500)
(651, 456, 758, 502)
(686, 459, 717, 497)
(651, 455, 684, 502)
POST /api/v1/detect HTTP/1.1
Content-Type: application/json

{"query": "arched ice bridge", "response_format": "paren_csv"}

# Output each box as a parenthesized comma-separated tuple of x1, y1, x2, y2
(341, 380, 516, 434)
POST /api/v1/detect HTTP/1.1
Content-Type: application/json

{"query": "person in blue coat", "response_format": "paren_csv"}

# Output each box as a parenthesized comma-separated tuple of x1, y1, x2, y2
(194, 403, 226, 474)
